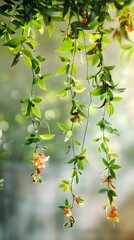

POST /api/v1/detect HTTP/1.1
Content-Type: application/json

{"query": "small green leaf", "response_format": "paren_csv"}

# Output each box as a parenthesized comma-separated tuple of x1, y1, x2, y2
(11, 52, 20, 67)
(39, 134, 55, 140)
(33, 96, 42, 103)
(77, 160, 84, 170)
(67, 131, 72, 139)
(37, 79, 46, 90)
(109, 168, 116, 179)
(23, 55, 31, 66)
(74, 139, 81, 146)
(73, 86, 86, 93)
(102, 35, 112, 43)
(20, 97, 30, 104)
(92, 52, 100, 66)
(36, 55, 45, 62)
(57, 122, 68, 132)
(56, 64, 66, 75)
(75, 171, 79, 184)
(4, 36, 25, 48)
(22, 49, 33, 59)
(107, 191, 113, 204)
(67, 157, 77, 164)
(110, 164, 121, 169)
(92, 137, 101, 142)
(32, 105, 41, 118)
(65, 130, 72, 142)
(112, 97, 123, 102)
(42, 73, 52, 80)
(80, 148, 86, 156)
(65, 198, 69, 206)
(99, 188, 108, 194)
(102, 158, 109, 167)
(56, 41, 72, 53)
(108, 189, 118, 197)
(91, 87, 101, 96)
(48, 21, 54, 37)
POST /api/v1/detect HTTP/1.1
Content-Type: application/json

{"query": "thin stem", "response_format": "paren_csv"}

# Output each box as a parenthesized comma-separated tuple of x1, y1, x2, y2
(81, 32, 92, 150)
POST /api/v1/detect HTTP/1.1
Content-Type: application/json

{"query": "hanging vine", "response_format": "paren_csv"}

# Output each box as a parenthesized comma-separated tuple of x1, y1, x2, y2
(0, 0, 134, 228)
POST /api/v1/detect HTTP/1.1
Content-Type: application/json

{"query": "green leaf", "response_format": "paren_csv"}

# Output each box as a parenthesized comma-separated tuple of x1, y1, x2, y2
(92, 137, 101, 142)
(89, 19, 99, 29)
(110, 164, 121, 169)
(87, 75, 95, 80)
(104, 66, 115, 71)
(32, 105, 41, 118)
(39, 134, 55, 140)
(99, 188, 108, 194)
(74, 139, 81, 146)
(56, 64, 66, 75)
(67, 157, 77, 164)
(65, 130, 72, 142)
(33, 77, 39, 84)
(63, 0, 70, 18)
(112, 97, 122, 102)
(22, 49, 33, 59)
(108, 189, 118, 197)
(33, 96, 42, 103)
(121, 44, 132, 50)
(100, 142, 109, 153)
(63, 186, 68, 192)
(26, 102, 32, 117)
(102, 35, 112, 43)
(109, 168, 116, 179)
(23, 55, 31, 67)
(4, 36, 25, 48)
(109, 159, 115, 165)
(73, 86, 86, 93)
(11, 52, 20, 67)
(91, 86, 107, 96)
(58, 56, 70, 62)
(91, 87, 101, 96)
(71, 63, 77, 74)
(77, 160, 84, 170)
(0, 8, 11, 17)
(48, 21, 54, 37)
(56, 41, 72, 53)
(105, 102, 114, 116)
(36, 55, 45, 62)
(80, 148, 86, 156)
(42, 73, 52, 80)
(92, 53, 100, 66)
(37, 79, 46, 90)
(20, 97, 30, 104)
(102, 158, 109, 167)
(75, 170, 79, 184)
(65, 198, 69, 206)
(57, 122, 68, 132)
(107, 191, 113, 204)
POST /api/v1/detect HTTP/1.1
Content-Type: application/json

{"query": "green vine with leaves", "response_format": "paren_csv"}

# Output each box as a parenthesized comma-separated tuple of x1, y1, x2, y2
(0, 0, 134, 228)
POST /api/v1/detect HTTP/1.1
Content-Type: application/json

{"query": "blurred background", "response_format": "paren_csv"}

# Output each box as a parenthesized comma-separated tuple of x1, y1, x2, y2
(0, 20, 134, 240)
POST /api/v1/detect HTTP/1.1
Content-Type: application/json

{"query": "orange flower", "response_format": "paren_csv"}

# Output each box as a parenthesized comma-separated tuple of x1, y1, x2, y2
(75, 196, 84, 207)
(32, 179, 37, 183)
(127, 27, 134, 32)
(107, 205, 119, 222)
(63, 208, 72, 216)
(113, 29, 121, 38)
(32, 153, 49, 168)
(103, 175, 116, 189)
(81, 18, 87, 23)
(70, 112, 81, 123)
(37, 168, 41, 174)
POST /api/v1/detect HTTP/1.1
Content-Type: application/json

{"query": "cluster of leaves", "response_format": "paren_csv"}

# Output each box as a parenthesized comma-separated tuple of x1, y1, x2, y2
(0, 0, 134, 228)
